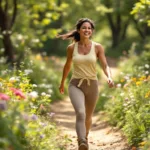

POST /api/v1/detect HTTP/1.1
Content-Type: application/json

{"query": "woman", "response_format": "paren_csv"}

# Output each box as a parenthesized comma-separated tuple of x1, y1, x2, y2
(58, 18, 114, 150)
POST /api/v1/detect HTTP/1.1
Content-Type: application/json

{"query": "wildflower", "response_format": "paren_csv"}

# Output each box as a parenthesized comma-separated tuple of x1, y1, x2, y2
(145, 91, 150, 98)
(145, 71, 149, 75)
(9, 77, 17, 83)
(35, 54, 42, 60)
(0, 93, 10, 101)
(28, 91, 38, 98)
(139, 141, 146, 146)
(6, 82, 13, 87)
(131, 78, 137, 82)
(32, 84, 37, 88)
(10, 88, 26, 99)
(116, 83, 121, 88)
(0, 101, 7, 110)
(40, 134, 45, 139)
(136, 81, 141, 86)
(24, 69, 33, 75)
(41, 92, 46, 96)
(31, 114, 38, 121)
(145, 64, 149, 69)
(120, 93, 124, 96)
(120, 79, 125, 82)
(48, 89, 53, 94)
(40, 122, 47, 127)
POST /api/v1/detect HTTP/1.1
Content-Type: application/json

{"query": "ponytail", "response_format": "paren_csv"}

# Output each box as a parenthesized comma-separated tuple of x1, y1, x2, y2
(57, 30, 80, 42)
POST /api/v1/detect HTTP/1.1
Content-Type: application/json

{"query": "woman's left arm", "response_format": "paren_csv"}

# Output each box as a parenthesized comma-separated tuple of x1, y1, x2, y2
(96, 43, 114, 88)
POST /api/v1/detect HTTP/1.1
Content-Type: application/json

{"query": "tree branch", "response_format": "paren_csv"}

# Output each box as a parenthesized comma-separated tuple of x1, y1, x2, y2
(106, 13, 115, 31)
(121, 18, 130, 41)
(10, 0, 17, 28)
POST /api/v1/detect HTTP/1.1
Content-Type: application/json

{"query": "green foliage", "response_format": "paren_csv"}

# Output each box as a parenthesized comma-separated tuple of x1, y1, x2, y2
(131, 0, 150, 26)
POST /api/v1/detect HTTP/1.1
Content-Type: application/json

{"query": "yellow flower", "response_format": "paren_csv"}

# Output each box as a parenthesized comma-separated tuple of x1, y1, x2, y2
(120, 79, 125, 82)
(139, 76, 146, 81)
(132, 78, 137, 82)
(139, 141, 146, 146)
(145, 91, 150, 98)
(35, 54, 42, 60)
(0, 78, 3, 81)
(136, 81, 141, 86)
(6, 83, 13, 87)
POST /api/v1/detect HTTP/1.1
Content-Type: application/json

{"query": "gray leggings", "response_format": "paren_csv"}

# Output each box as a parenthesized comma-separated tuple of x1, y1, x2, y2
(68, 79, 99, 140)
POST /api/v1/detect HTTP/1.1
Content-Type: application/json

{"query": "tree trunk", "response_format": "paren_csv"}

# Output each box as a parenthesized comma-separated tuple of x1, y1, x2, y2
(0, 0, 17, 65)
(3, 34, 14, 64)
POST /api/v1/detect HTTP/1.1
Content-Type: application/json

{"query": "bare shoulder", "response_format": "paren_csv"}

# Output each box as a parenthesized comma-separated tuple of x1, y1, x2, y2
(67, 43, 75, 53)
(66, 43, 76, 58)
(94, 42, 105, 55)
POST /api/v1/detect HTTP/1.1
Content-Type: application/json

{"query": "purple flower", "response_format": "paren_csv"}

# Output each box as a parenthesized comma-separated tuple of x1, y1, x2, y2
(31, 114, 38, 121)
(0, 101, 7, 110)
(40, 134, 45, 139)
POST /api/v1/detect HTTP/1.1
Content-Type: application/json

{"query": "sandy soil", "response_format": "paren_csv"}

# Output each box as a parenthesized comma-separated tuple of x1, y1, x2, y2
(50, 98, 129, 150)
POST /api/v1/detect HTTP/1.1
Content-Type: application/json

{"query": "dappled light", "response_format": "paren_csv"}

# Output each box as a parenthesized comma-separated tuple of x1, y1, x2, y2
(0, 0, 150, 150)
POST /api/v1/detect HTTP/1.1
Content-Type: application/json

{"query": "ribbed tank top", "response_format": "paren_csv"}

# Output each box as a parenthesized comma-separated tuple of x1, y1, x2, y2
(71, 41, 98, 87)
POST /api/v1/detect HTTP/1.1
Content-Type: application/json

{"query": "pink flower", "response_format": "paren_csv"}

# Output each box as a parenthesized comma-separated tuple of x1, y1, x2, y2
(10, 88, 26, 99)
(0, 93, 10, 101)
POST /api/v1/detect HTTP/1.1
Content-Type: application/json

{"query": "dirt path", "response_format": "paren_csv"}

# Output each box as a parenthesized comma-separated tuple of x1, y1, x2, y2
(50, 57, 129, 150)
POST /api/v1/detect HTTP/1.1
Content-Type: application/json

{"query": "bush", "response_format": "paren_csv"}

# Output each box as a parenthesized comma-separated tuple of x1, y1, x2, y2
(0, 65, 68, 149)
(96, 49, 150, 149)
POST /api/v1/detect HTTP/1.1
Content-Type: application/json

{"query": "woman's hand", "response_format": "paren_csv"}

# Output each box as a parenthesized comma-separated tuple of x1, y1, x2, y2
(59, 83, 64, 94)
(107, 77, 114, 88)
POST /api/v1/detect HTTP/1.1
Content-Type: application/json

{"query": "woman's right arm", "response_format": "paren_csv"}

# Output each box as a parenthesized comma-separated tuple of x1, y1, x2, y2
(59, 44, 74, 94)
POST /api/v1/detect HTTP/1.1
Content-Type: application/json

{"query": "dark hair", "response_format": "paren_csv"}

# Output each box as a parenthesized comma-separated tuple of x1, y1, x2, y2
(57, 18, 95, 42)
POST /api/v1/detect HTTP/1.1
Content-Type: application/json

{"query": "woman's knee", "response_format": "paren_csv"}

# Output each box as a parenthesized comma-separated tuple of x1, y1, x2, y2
(76, 109, 85, 120)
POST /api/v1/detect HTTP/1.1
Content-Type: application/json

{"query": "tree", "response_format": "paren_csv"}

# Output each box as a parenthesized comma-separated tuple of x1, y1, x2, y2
(0, 0, 17, 64)
(100, 0, 137, 48)
(131, 0, 150, 39)
(0, 0, 64, 65)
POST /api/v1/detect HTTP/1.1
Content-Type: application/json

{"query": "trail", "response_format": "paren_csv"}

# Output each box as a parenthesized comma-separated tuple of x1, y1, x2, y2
(50, 57, 130, 150)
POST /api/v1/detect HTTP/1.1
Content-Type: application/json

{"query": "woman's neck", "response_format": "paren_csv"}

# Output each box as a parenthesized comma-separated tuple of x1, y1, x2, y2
(78, 39, 92, 46)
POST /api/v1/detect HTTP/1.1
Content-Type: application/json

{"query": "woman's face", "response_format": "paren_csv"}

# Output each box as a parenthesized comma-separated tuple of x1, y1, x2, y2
(78, 22, 93, 39)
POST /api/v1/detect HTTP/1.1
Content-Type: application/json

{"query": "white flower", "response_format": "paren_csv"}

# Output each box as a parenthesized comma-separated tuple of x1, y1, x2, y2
(116, 83, 121, 88)
(41, 92, 46, 96)
(32, 84, 37, 87)
(145, 71, 149, 75)
(32, 39, 40, 43)
(120, 93, 125, 96)
(24, 69, 33, 75)
(145, 64, 149, 69)
(17, 34, 23, 40)
(101, 93, 106, 97)
(9, 77, 19, 83)
(0, 48, 4, 52)
(29, 91, 38, 98)
(46, 94, 51, 97)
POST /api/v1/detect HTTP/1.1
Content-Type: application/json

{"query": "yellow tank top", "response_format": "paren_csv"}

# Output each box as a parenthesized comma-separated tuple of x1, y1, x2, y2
(71, 41, 98, 87)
